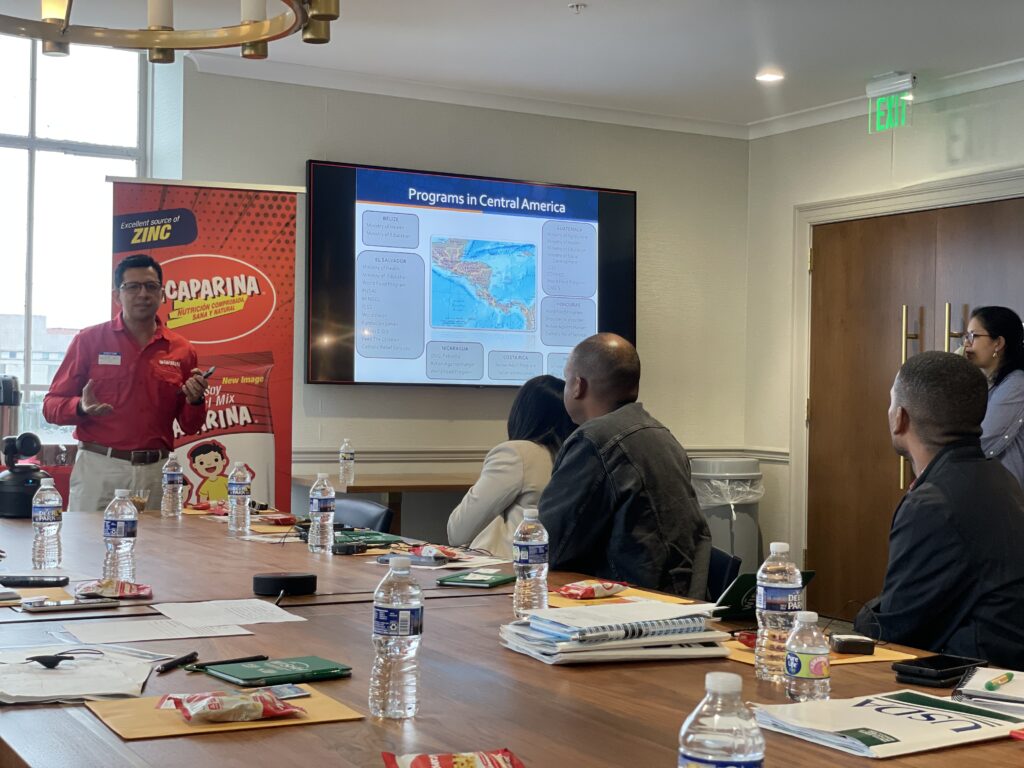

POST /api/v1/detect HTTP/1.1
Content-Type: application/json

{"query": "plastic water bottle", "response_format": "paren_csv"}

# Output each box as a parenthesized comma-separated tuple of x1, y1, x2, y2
(512, 507, 548, 618)
(102, 489, 138, 582)
(227, 461, 251, 536)
(679, 672, 765, 768)
(338, 438, 355, 487)
(369, 555, 423, 719)
(160, 452, 184, 519)
(31, 478, 62, 569)
(308, 473, 336, 553)
(785, 611, 831, 701)
(755, 541, 802, 682)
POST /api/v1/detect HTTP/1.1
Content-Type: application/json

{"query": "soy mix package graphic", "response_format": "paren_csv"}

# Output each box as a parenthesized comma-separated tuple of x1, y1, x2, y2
(112, 182, 295, 510)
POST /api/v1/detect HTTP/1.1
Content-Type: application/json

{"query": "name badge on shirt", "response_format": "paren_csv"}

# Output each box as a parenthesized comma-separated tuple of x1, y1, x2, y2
(97, 352, 121, 365)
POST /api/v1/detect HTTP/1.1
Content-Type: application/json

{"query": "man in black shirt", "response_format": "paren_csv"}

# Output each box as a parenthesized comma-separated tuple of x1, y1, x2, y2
(855, 351, 1024, 668)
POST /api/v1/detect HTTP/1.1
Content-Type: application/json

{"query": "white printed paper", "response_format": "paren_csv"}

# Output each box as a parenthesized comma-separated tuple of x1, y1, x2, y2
(153, 599, 306, 628)
(63, 619, 252, 644)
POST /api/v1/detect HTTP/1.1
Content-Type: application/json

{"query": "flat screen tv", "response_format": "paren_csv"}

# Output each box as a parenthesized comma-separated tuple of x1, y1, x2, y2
(306, 160, 636, 386)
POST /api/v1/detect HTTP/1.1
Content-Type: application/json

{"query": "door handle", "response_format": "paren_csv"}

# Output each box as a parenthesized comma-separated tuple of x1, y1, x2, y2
(944, 302, 963, 353)
(899, 305, 921, 490)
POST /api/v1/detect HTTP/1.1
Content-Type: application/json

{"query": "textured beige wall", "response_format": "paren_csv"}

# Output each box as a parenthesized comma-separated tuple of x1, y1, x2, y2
(180, 60, 750, 465)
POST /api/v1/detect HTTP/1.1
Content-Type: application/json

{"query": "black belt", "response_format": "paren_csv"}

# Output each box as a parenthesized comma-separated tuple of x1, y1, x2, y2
(79, 442, 169, 465)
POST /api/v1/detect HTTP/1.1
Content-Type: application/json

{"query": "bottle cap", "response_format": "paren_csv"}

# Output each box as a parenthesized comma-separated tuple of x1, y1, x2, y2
(316, 472, 328, 480)
(233, 461, 243, 468)
(168, 451, 177, 459)
(114, 488, 130, 497)
(523, 508, 539, 520)
(796, 611, 818, 624)
(769, 541, 790, 554)
(705, 672, 742, 694)
(389, 556, 411, 571)
(39, 478, 54, 487)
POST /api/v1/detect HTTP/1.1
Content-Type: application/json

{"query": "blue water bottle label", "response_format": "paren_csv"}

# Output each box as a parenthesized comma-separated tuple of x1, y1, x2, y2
(309, 496, 335, 514)
(103, 519, 138, 538)
(32, 505, 62, 523)
(679, 756, 763, 767)
(228, 481, 251, 497)
(373, 606, 424, 636)
(755, 585, 801, 611)
(513, 543, 548, 565)
(163, 471, 184, 486)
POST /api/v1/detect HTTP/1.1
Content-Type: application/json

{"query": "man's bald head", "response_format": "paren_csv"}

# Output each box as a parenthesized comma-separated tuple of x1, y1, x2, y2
(563, 333, 640, 423)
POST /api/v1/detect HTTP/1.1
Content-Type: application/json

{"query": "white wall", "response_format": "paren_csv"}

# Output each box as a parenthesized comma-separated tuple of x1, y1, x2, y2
(747, 80, 1024, 548)
(178, 60, 751, 476)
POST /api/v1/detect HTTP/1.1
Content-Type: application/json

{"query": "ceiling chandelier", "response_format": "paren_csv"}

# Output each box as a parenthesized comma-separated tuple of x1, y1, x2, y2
(0, 1, 340, 63)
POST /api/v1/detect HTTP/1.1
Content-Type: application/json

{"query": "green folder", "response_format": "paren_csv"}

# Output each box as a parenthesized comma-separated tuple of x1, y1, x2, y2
(200, 656, 352, 687)
(436, 566, 516, 588)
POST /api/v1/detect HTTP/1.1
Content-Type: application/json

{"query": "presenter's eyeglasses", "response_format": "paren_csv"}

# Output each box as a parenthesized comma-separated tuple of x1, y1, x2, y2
(963, 331, 992, 345)
(119, 281, 163, 295)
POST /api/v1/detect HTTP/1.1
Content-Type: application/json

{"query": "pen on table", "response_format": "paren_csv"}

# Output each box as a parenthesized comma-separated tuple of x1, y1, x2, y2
(155, 650, 199, 674)
(985, 671, 1014, 691)
(186, 654, 269, 671)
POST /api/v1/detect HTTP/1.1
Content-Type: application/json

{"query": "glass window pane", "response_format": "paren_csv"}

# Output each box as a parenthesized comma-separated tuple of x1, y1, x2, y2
(31, 151, 137, 390)
(0, 147, 29, 385)
(36, 45, 140, 146)
(0, 36, 31, 136)
(23, 389, 76, 445)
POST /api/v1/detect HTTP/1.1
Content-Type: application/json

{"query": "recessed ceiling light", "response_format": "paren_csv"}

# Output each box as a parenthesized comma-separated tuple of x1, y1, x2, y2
(756, 71, 785, 83)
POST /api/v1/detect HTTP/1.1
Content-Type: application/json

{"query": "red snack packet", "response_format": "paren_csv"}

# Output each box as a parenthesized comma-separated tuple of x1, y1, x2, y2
(381, 749, 525, 768)
(411, 544, 460, 560)
(75, 579, 153, 599)
(554, 580, 628, 600)
(177, 691, 305, 723)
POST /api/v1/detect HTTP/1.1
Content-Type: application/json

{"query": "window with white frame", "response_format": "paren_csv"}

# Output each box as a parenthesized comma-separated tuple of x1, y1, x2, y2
(0, 37, 144, 444)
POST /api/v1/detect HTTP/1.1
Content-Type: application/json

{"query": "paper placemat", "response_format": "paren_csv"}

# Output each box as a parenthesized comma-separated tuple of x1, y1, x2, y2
(723, 639, 917, 665)
(547, 587, 695, 609)
(0, 587, 73, 607)
(86, 684, 363, 740)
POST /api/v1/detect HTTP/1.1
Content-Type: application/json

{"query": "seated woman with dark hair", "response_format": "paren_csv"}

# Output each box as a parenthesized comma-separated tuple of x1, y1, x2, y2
(447, 375, 576, 558)
(965, 306, 1024, 487)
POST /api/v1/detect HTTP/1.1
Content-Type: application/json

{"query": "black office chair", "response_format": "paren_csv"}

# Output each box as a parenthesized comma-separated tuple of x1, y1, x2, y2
(707, 546, 742, 602)
(334, 498, 394, 533)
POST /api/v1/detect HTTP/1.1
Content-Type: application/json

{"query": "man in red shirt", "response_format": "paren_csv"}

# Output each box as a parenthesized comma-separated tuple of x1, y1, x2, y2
(44, 254, 209, 512)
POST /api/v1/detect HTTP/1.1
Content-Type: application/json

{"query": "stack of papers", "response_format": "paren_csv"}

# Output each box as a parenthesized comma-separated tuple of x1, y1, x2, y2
(954, 667, 1024, 715)
(755, 689, 1024, 758)
(0, 645, 154, 704)
(499, 602, 728, 665)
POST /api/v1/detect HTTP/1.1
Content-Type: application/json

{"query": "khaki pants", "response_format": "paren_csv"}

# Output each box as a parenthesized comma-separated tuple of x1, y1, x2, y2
(69, 448, 164, 513)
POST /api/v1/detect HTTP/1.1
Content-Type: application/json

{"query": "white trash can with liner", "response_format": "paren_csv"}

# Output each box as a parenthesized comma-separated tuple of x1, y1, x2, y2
(691, 457, 763, 573)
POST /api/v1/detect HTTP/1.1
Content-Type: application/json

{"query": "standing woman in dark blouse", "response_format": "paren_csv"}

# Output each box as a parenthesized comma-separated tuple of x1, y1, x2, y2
(964, 306, 1024, 487)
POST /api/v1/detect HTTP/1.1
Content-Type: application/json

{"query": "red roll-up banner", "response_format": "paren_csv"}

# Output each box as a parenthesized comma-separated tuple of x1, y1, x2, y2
(112, 181, 296, 510)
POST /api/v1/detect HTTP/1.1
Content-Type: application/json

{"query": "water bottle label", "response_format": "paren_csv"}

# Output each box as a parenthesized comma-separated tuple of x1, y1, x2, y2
(785, 650, 830, 679)
(755, 585, 801, 611)
(228, 481, 251, 497)
(339, 451, 355, 461)
(103, 519, 138, 538)
(373, 606, 423, 636)
(513, 542, 548, 565)
(309, 496, 336, 514)
(163, 471, 184, 486)
(679, 757, 763, 768)
(32, 505, 62, 523)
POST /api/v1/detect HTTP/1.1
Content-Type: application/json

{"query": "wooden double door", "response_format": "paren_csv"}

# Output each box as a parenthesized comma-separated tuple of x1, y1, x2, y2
(806, 197, 1024, 619)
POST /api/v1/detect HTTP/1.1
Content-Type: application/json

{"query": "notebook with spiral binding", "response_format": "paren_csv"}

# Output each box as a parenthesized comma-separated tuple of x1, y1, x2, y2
(526, 602, 710, 643)
(953, 666, 1024, 712)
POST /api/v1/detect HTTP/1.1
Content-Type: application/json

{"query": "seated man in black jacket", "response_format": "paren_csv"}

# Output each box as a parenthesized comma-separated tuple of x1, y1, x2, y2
(538, 333, 711, 597)
(855, 351, 1024, 668)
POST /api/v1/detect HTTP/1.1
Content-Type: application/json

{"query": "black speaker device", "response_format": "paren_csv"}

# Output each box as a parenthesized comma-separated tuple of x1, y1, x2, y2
(252, 572, 317, 596)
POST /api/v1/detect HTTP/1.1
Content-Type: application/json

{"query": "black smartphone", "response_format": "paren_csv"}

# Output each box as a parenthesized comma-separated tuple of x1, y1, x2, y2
(894, 672, 965, 689)
(22, 598, 121, 613)
(891, 654, 987, 679)
(0, 575, 70, 588)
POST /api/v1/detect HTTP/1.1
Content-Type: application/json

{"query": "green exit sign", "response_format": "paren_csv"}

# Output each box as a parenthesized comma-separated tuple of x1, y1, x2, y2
(870, 91, 912, 133)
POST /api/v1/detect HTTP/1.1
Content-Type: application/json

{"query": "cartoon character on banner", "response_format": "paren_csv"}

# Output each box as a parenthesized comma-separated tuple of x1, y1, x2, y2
(186, 440, 255, 507)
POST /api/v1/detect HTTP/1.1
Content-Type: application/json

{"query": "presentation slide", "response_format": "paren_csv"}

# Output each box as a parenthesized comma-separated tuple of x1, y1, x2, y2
(353, 168, 598, 385)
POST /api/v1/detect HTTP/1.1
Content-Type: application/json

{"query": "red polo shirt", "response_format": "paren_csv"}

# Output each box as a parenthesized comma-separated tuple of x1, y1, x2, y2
(43, 314, 207, 451)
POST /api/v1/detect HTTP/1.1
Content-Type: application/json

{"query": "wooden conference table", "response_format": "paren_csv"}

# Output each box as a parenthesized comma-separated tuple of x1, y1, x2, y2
(1, 518, 1022, 766)
(292, 471, 480, 534)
